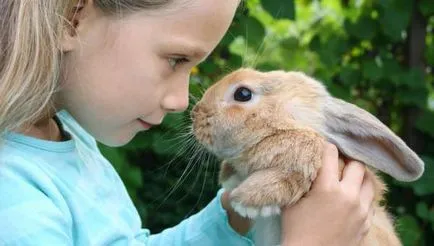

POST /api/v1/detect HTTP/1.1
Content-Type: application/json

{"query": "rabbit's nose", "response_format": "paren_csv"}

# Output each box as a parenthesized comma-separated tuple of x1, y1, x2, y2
(190, 105, 200, 119)
(191, 103, 214, 122)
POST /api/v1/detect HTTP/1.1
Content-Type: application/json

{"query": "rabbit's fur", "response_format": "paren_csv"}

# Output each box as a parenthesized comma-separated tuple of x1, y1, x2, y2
(191, 68, 424, 246)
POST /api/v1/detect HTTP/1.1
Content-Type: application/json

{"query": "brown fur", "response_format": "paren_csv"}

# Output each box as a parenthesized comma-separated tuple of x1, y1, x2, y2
(191, 68, 423, 245)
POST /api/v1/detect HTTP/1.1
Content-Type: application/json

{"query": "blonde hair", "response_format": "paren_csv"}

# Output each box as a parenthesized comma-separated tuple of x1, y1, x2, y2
(0, 0, 173, 137)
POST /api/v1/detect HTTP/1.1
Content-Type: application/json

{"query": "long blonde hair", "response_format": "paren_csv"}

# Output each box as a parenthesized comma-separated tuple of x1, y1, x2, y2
(0, 0, 173, 137)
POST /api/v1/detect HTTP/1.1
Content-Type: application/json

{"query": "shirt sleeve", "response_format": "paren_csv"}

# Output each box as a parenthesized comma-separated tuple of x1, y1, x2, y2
(0, 163, 73, 246)
(145, 189, 254, 246)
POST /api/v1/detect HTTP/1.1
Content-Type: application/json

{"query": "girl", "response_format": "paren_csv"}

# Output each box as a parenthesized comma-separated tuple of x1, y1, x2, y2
(0, 0, 375, 245)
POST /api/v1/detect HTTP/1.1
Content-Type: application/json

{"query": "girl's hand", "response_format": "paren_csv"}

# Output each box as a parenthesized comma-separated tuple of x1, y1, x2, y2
(281, 143, 375, 246)
(221, 190, 252, 235)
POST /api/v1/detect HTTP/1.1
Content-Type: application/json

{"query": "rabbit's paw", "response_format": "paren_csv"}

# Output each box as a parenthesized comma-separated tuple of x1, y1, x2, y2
(230, 201, 280, 219)
(230, 201, 259, 218)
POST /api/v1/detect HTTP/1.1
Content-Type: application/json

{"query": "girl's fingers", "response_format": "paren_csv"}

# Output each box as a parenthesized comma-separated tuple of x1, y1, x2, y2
(341, 160, 366, 194)
(360, 205, 376, 240)
(359, 173, 376, 216)
(313, 143, 340, 188)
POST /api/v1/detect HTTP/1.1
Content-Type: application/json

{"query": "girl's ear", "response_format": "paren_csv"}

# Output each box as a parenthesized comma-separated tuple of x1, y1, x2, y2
(61, 0, 87, 52)
(321, 97, 424, 182)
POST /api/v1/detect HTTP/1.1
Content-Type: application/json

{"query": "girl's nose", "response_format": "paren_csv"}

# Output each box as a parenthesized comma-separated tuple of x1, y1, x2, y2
(162, 94, 189, 112)
(161, 78, 190, 113)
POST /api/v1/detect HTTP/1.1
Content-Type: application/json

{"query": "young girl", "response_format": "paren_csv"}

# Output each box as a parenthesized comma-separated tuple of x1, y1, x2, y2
(0, 0, 375, 245)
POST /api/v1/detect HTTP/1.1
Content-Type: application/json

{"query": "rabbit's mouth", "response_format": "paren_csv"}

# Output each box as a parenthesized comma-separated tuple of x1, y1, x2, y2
(191, 104, 216, 148)
(213, 144, 244, 159)
(190, 106, 244, 159)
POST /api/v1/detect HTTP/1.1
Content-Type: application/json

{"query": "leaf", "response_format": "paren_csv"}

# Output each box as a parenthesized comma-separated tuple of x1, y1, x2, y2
(382, 58, 405, 85)
(281, 37, 299, 50)
(344, 16, 378, 40)
(405, 68, 427, 89)
(220, 29, 236, 47)
(325, 82, 351, 101)
(161, 112, 186, 129)
(125, 167, 143, 188)
(409, 156, 434, 196)
(98, 144, 128, 171)
(260, 0, 295, 20)
(231, 16, 266, 48)
(122, 131, 154, 151)
(379, 0, 413, 41)
(309, 35, 321, 53)
(226, 54, 243, 70)
(396, 215, 422, 246)
(416, 202, 430, 220)
(189, 82, 204, 98)
(378, 0, 393, 8)
(416, 110, 434, 138)
(430, 209, 434, 224)
(310, 35, 347, 67)
(151, 130, 180, 156)
(317, 48, 341, 67)
(256, 62, 280, 72)
(339, 65, 361, 86)
(197, 59, 219, 75)
(419, 0, 434, 17)
(327, 36, 349, 56)
(396, 88, 428, 108)
(425, 44, 434, 67)
(362, 60, 383, 81)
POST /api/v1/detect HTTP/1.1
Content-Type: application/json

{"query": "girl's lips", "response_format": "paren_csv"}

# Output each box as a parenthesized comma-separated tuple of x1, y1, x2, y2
(138, 119, 153, 129)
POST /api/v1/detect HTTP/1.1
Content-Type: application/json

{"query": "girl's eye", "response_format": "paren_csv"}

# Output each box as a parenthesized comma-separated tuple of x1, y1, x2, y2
(168, 57, 190, 70)
(233, 87, 252, 102)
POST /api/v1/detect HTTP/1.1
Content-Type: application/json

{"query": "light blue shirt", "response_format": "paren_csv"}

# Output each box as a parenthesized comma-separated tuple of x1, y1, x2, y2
(0, 111, 254, 246)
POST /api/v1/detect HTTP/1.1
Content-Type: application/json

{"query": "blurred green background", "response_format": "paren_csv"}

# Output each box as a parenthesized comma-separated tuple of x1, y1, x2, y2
(98, 0, 434, 245)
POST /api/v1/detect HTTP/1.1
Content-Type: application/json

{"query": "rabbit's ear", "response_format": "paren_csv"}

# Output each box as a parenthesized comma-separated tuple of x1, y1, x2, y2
(321, 97, 424, 182)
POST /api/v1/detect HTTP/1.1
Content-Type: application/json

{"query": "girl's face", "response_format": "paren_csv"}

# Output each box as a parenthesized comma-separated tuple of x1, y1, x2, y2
(58, 0, 239, 146)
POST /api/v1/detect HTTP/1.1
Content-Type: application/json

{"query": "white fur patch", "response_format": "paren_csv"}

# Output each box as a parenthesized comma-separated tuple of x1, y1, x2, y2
(231, 201, 281, 219)
(259, 205, 281, 217)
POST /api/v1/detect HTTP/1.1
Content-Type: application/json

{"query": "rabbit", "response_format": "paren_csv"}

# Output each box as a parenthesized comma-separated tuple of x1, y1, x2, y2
(190, 68, 425, 246)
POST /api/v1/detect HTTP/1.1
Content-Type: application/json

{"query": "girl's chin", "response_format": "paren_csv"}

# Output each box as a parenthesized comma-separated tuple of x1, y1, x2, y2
(97, 131, 137, 147)
(94, 124, 148, 147)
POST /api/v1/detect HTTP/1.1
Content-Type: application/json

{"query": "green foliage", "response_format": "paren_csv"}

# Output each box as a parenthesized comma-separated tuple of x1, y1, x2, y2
(401, 156, 434, 197)
(260, 0, 295, 20)
(397, 215, 423, 246)
(99, 0, 434, 244)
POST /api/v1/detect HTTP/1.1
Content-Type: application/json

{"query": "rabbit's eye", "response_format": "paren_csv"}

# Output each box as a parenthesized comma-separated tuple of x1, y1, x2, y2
(233, 87, 252, 102)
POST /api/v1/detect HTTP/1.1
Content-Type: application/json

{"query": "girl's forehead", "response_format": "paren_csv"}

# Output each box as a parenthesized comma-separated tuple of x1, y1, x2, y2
(145, 0, 239, 53)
